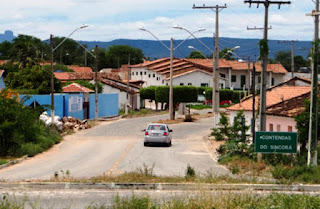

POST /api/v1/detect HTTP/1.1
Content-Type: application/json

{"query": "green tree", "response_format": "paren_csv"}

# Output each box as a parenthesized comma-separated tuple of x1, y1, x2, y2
(187, 51, 206, 59)
(294, 55, 308, 72)
(230, 111, 250, 143)
(10, 35, 45, 68)
(274, 51, 291, 72)
(211, 113, 231, 141)
(105, 45, 144, 68)
(4, 65, 62, 94)
(52, 37, 84, 65)
(0, 41, 12, 60)
(219, 48, 233, 60)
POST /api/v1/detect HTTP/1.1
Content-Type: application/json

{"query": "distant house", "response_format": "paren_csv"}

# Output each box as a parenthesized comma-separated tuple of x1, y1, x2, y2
(227, 78, 312, 135)
(62, 83, 94, 93)
(54, 71, 141, 110)
(0, 70, 5, 89)
(129, 58, 288, 90)
(67, 65, 93, 73)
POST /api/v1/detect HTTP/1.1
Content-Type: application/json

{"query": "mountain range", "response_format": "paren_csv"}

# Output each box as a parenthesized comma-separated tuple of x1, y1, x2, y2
(0, 30, 313, 61)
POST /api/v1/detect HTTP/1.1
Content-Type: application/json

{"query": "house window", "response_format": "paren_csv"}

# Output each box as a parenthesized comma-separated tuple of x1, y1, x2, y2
(136, 72, 138, 75)
(180, 83, 184, 86)
(166, 83, 168, 86)
(258, 76, 261, 83)
(201, 83, 208, 87)
(144, 72, 147, 75)
(288, 126, 293, 132)
(140, 72, 143, 75)
(188, 83, 192, 86)
(153, 74, 155, 78)
(269, 124, 273, 132)
(156, 77, 159, 81)
(132, 72, 134, 76)
(220, 73, 226, 78)
(277, 125, 281, 132)
(162, 80, 164, 84)
(231, 75, 236, 82)
(149, 74, 151, 78)
(272, 78, 275, 86)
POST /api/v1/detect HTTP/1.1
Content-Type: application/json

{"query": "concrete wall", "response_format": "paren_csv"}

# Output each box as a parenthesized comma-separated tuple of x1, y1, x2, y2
(89, 94, 118, 119)
(21, 93, 118, 120)
(172, 71, 212, 87)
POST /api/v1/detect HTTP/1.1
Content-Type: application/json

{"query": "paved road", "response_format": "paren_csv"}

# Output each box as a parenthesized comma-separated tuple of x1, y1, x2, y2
(0, 112, 229, 181)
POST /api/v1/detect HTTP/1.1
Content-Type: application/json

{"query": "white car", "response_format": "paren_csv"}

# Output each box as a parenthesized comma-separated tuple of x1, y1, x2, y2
(143, 123, 172, 147)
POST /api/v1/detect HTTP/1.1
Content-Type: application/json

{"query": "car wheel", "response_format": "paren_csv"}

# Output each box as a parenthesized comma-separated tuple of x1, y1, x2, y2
(167, 141, 171, 147)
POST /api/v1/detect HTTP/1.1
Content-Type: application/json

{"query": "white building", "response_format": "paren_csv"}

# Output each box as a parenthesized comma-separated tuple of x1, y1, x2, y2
(129, 58, 288, 90)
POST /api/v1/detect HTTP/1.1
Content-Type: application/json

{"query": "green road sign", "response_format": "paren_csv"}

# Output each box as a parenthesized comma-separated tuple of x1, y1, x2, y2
(254, 131, 298, 154)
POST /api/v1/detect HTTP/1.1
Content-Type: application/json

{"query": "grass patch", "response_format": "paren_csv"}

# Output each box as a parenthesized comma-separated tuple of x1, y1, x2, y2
(120, 109, 168, 118)
(100, 193, 320, 209)
(187, 104, 210, 110)
(0, 159, 8, 165)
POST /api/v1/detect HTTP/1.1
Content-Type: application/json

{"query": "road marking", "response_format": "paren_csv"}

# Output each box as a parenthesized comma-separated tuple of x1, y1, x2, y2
(104, 137, 139, 175)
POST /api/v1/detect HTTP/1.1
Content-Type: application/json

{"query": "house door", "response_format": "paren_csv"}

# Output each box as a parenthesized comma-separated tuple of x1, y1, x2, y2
(241, 75, 246, 89)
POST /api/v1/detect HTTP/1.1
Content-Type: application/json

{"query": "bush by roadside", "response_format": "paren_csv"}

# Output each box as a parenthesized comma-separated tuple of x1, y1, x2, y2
(0, 90, 61, 158)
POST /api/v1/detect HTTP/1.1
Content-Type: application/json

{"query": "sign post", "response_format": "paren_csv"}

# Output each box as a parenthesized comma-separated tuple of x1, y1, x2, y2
(255, 131, 298, 154)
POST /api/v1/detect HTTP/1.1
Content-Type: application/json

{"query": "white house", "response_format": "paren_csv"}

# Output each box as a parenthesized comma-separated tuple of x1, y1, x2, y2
(129, 58, 288, 90)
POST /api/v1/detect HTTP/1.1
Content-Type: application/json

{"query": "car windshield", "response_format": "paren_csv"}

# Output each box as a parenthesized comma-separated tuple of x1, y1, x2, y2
(147, 125, 166, 131)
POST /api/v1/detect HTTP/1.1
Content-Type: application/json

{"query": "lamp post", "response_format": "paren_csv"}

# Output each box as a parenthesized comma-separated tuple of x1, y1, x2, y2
(180, 26, 239, 127)
(139, 27, 204, 120)
(50, 25, 88, 123)
(188, 46, 208, 59)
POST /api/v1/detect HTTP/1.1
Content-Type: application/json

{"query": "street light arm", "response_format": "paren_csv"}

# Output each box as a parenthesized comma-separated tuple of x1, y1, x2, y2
(139, 28, 170, 50)
(53, 25, 88, 52)
(188, 46, 208, 59)
(74, 39, 96, 59)
(174, 27, 213, 53)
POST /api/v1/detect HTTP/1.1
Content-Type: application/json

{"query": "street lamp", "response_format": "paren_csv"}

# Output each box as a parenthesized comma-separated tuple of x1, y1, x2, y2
(188, 45, 208, 59)
(50, 25, 88, 123)
(139, 27, 205, 120)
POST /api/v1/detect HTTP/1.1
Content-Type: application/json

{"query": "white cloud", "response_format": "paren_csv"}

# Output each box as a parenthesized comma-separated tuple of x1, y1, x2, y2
(0, 0, 317, 42)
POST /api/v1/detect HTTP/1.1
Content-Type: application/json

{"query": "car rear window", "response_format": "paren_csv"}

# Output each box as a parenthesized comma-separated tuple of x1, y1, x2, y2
(148, 125, 166, 131)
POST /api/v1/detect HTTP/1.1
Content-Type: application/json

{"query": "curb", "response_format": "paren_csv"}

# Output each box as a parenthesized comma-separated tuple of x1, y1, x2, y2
(0, 156, 28, 170)
(1, 182, 320, 192)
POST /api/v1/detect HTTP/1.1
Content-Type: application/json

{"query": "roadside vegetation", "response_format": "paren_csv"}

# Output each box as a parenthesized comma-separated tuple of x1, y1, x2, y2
(212, 108, 320, 184)
(0, 90, 61, 158)
(2, 192, 320, 209)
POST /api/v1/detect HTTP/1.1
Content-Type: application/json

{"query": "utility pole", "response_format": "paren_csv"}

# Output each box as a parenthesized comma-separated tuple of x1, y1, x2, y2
(169, 38, 174, 120)
(125, 54, 130, 115)
(193, 3, 227, 128)
(306, 4, 319, 166)
(278, 40, 298, 78)
(244, 0, 291, 132)
(50, 34, 55, 124)
(247, 56, 251, 95)
(95, 45, 98, 121)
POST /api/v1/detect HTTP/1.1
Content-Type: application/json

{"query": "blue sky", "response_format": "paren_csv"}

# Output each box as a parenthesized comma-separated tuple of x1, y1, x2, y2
(0, 0, 316, 42)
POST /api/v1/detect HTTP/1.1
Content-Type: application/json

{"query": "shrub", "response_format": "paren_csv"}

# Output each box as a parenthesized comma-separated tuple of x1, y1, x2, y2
(272, 165, 320, 183)
(185, 164, 196, 178)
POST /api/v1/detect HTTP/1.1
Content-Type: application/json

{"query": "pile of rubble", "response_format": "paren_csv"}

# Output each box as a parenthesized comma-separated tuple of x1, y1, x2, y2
(39, 112, 91, 132)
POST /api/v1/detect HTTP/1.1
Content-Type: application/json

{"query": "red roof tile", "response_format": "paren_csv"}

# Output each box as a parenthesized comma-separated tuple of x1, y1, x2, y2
(62, 83, 94, 93)
(67, 65, 93, 73)
(227, 86, 311, 111)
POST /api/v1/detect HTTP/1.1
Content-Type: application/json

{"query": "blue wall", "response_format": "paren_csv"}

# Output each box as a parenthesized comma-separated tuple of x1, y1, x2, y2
(0, 77, 5, 89)
(21, 93, 118, 120)
(89, 94, 118, 119)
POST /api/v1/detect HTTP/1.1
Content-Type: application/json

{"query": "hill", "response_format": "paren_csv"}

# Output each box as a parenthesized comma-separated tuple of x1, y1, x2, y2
(79, 37, 312, 61)
(0, 30, 312, 60)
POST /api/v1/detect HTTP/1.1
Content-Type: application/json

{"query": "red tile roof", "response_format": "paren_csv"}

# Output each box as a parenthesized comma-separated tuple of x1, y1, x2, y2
(67, 65, 93, 73)
(131, 58, 287, 77)
(227, 86, 311, 112)
(0, 60, 9, 65)
(62, 83, 94, 93)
